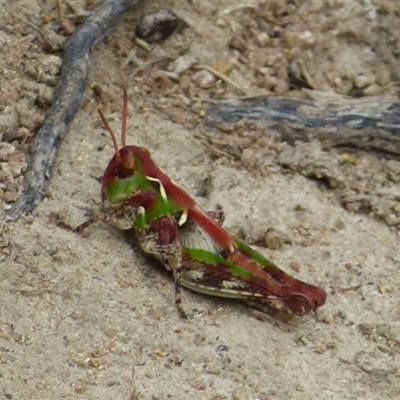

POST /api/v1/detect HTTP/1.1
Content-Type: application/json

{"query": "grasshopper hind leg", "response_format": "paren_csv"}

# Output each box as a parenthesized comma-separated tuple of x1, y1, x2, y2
(173, 267, 187, 318)
(136, 209, 225, 319)
(136, 215, 188, 318)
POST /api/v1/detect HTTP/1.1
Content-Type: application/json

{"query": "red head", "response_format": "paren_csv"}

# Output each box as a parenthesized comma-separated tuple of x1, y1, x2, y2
(98, 90, 151, 183)
(98, 91, 196, 211)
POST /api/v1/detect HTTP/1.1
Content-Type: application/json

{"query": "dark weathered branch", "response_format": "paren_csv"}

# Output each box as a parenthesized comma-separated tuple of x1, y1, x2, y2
(8, 0, 141, 219)
(207, 90, 400, 155)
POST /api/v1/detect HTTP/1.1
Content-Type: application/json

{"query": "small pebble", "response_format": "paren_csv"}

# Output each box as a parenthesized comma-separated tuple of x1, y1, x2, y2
(213, 60, 234, 74)
(192, 70, 215, 89)
(297, 30, 316, 47)
(136, 9, 187, 43)
(240, 148, 257, 168)
(263, 232, 283, 250)
(313, 343, 327, 354)
(232, 386, 253, 400)
(375, 67, 391, 86)
(284, 31, 297, 49)
(334, 219, 346, 230)
(273, 79, 289, 94)
(344, 262, 353, 270)
(265, 53, 281, 67)
(0, 143, 16, 162)
(104, 327, 118, 338)
(256, 32, 270, 47)
(170, 55, 198, 74)
(289, 261, 301, 272)
(229, 36, 247, 52)
(216, 18, 225, 27)
(385, 213, 399, 226)
(363, 84, 381, 96)
(378, 285, 394, 294)
(284, 30, 316, 49)
(354, 74, 373, 89)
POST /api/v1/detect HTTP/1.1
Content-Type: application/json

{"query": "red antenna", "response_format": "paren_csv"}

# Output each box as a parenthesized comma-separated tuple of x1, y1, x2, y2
(121, 89, 128, 147)
(98, 106, 121, 158)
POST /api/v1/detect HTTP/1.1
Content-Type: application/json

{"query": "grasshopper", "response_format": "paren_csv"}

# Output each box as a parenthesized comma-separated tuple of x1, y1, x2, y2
(94, 91, 326, 320)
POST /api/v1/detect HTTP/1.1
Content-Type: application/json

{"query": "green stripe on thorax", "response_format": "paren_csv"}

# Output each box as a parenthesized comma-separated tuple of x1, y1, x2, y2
(105, 160, 185, 229)
(106, 173, 150, 204)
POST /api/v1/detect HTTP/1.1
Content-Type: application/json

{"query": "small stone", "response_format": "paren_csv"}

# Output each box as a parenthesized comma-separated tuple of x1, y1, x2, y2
(170, 55, 199, 74)
(36, 84, 55, 107)
(104, 327, 118, 338)
(42, 24, 66, 51)
(297, 30, 316, 47)
(70, 310, 83, 320)
(284, 29, 315, 49)
(232, 386, 253, 400)
(265, 53, 281, 67)
(313, 343, 327, 354)
(354, 74, 373, 89)
(24, 54, 62, 86)
(74, 386, 86, 394)
(300, 222, 310, 230)
(263, 232, 283, 250)
(334, 218, 346, 230)
(0, 109, 19, 142)
(256, 32, 270, 47)
(284, 31, 297, 49)
(229, 36, 247, 52)
(39, 54, 63, 77)
(216, 123, 235, 132)
(385, 213, 398, 226)
(378, 285, 395, 294)
(240, 148, 257, 168)
(270, 0, 288, 17)
(375, 67, 391, 86)
(213, 60, 234, 74)
(136, 9, 187, 43)
(9, 162, 24, 178)
(344, 262, 353, 270)
(363, 84, 381, 96)
(4, 190, 20, 202)
(90, 358, 102, 368)
(192, 70, 215, 89)
(289, 261, 301, 272)
(0, 143, 16, 162)
(191, 101, 204, 115)
(273, 79, 289, 94)
(294, 203, 309, 212)
(8, 149, 24, 163)
(340, 153, 357, 165)
(216, 18, 225, 27)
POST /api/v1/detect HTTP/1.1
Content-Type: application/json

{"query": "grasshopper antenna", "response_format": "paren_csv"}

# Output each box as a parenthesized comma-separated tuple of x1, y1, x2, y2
(98, 107, 120, 157)
(121, 89, 128, 147)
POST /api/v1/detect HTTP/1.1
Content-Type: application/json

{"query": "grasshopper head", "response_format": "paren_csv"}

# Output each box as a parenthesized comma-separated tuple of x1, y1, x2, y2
(285, 286, 327, 316)
(98, 90, 152, 186)
(98, 91, 154, 229)
(248, 285, 326, 321)
(272, 278, 326, 319)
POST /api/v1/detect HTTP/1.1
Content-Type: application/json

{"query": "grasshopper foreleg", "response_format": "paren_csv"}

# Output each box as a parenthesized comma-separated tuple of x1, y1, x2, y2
(135, 214, 188, 318)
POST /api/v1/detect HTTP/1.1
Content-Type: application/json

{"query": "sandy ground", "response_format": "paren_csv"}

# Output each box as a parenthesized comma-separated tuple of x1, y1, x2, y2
(1, 1, 399, 399)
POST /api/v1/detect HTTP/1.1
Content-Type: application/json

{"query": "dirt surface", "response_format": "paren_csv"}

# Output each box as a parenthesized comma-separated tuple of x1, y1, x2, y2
(1, 1, 400, 399)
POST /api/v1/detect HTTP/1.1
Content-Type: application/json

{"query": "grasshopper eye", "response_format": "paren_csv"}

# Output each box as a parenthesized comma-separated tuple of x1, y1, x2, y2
(285, 294, 311, 315)
(116, 151, 136, 178)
